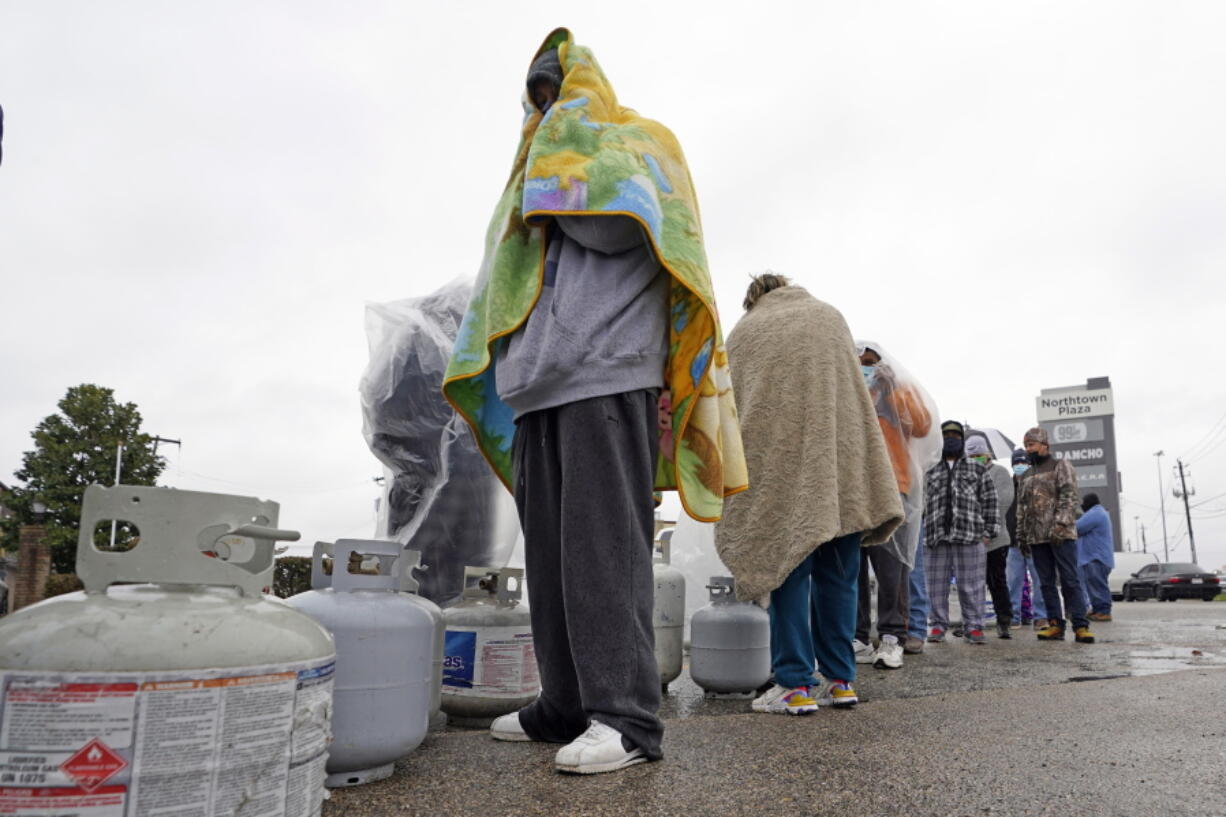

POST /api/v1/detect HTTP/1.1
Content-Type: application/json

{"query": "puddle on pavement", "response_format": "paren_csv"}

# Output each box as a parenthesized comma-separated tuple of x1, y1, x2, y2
(1126, 647, 1225, 676)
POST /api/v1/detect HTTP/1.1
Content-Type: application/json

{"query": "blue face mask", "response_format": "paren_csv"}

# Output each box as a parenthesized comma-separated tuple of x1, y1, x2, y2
(1013, 464, 1028, 476)
(861, 365, 877, 387)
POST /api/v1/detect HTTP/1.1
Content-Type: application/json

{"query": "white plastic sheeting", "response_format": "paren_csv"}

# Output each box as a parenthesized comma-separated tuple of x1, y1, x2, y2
(360, 280, 519, 606)
(855, 339, 941, 568)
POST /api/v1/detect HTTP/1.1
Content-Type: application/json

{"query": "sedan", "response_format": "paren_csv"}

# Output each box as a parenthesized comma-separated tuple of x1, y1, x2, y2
(1122, 562, 1221, 602)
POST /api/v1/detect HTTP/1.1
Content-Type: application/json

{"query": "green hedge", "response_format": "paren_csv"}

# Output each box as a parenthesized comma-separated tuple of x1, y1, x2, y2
(45, 573, 84, 598)
(273, 556, 313, 599)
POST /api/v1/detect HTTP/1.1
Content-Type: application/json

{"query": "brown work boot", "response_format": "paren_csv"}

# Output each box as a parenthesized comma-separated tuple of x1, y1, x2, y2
(1032, 619, 1047, 631)
(1036, 621, 1066, 640)
(903, 635, 925, 655)
(1088, 612, 1112, 622)
(1074, 627, 1096, 644)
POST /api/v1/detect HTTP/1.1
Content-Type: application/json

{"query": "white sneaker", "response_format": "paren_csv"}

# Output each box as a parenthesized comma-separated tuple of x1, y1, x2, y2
(853, 638, 877, 664)
(873, 634, 903, 669)
(490, 712, 532, 742)
(555, 721, 646, 775)
(751, 684, 818, 715)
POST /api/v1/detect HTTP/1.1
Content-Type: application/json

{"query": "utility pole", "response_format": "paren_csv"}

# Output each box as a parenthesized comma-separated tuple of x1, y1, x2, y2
(1140, 523, 1147, 554)
(1154, 450, 1169, 562)
(1174, 459, 1197, 565)
(151, 435, 182, 457)
(1133, 515, 1140, 552)
(109, 443, 124, 548)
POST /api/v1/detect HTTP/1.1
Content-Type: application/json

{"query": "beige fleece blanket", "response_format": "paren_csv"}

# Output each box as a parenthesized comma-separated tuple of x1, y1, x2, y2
(715, 286, 904, 603)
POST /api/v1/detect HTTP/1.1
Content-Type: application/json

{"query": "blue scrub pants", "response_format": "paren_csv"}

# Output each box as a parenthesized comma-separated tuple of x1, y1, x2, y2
(907, 523, 930, 640)
(768, 533, 861, 689)
(1081, 560, 1112, 615)
(1007, 547, 1047, 621)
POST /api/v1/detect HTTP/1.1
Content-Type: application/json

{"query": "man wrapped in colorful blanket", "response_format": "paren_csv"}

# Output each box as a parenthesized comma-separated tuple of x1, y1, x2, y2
(444, 29, 747, 775)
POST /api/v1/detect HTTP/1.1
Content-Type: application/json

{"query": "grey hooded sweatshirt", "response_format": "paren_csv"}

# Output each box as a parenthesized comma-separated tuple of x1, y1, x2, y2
(495, 215, 669, 419)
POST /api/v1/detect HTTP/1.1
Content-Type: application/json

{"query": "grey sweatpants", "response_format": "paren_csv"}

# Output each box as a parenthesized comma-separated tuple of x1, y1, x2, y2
(511, 390, 663, 759)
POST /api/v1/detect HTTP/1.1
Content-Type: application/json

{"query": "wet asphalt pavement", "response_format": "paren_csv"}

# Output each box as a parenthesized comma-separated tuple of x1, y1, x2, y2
(325, 600, 1226, 817)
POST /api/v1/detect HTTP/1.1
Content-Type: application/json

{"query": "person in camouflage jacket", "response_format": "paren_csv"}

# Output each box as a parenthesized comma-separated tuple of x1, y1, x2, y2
(1016, 427, 1093, 642)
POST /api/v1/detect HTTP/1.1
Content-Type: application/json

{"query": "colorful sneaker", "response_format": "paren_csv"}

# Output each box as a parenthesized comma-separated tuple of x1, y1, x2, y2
(815, 680, 858, 708)
(874, 634, 904, 669)
(853, 639, 877, 664)
(926, 627, 946, 643)
(1074, 627, 1096, 644)
(903, 635, 925, 655)
(965, 629, 987, 645)
(555, 721, 646, 775)
(751, 684, 818, 715)
(1036, 622, 1066, 640)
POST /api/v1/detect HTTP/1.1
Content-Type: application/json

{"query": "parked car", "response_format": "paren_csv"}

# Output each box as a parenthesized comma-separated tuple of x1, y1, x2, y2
(1122, 562, 1221, 602)
(1109, 552, 1160, 601)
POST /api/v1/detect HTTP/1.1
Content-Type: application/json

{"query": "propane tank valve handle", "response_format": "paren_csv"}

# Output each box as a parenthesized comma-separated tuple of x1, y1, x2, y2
(229, 524, 301, 541)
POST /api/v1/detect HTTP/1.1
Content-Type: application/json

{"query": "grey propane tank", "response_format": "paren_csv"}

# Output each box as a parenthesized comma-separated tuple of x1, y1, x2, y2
(0, 485, 335, 817)
(689, 576, 771, 695)
(440, 566, 538, 724)
(286, 540, 437, 787)
(652, 529, 685, 690)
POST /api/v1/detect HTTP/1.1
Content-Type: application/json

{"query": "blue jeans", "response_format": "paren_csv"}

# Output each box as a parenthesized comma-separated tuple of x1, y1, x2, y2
(769, 533, 861, 689)
(1007, 547, 1047, 621)
(1081, 560, 1112, 615)
(1031, 540, 1089, 629)
(907, 523, 929, 639)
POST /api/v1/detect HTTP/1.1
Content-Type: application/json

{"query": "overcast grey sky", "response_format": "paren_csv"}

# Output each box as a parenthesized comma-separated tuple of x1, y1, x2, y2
(3, 1, 1225, 569)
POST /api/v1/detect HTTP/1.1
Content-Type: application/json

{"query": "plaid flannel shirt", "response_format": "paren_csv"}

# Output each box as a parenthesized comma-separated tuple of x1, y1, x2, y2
(923, 458, 999, 546)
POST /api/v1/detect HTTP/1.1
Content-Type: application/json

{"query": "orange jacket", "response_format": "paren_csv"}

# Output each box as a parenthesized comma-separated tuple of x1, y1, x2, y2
(873, 382, 932, 495)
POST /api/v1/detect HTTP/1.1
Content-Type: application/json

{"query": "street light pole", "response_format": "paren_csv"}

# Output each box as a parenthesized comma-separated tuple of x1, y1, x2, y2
(1154, 450, 1169, 562)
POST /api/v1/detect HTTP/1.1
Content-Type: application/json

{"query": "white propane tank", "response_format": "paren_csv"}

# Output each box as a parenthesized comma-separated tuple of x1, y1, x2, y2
(285, 540, 436, 787)
(440, 567, 538, 725)
(689, 576, 771, 695)
(0, 485, 335, 817)
(399, 550, 446, 728)
(652, 529, 685, 690)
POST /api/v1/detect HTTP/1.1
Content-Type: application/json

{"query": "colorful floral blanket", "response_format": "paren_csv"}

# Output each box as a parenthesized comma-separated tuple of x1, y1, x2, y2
(442, 28, 747, 521)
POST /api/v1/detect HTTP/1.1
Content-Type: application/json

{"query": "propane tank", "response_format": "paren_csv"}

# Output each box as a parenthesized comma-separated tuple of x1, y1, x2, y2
(689, 576, 771, 695)
(440, 567, 538, 725)
(286, 540, 436, 787)
(400, 550, 446, 728)
(0, 485, 335, 817)
(652, 528, 685, 690)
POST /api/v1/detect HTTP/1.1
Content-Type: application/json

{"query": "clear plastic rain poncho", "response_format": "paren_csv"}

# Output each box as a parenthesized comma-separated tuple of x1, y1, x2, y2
(359, 279, 519, 606)
(854, 339, 942, 568)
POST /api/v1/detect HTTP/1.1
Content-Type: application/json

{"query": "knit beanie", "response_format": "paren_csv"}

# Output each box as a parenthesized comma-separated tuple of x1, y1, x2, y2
(1023, 427, 1049, 445)
(526, 49, 563, 96)
(965, 436, 991, 458)
(1011, 447, 1028, 465)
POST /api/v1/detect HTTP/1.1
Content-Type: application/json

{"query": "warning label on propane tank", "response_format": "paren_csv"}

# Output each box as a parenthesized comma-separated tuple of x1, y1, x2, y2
(0, 658, 334, 817)
(442, 626, 538, 698)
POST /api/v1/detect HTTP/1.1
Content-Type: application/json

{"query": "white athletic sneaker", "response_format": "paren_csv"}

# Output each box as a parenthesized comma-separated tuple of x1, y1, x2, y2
(555, 721, 646, 775)
(490, 711, 532, 742)
(853, 638, 877, 664)
(751, 684, 818, 715)
(873, 634, 904, 669)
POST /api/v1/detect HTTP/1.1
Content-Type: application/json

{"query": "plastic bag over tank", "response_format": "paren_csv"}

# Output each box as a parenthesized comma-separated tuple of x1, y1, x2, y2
(854, 339, 941, 568)
(360, 279, 519, 606)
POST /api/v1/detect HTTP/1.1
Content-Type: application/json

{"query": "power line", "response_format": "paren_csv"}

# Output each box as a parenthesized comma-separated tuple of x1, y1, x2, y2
(1181, 409, 1226, 460)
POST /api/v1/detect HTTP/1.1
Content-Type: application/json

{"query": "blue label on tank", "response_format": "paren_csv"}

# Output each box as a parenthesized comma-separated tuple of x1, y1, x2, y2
(443, 630, 477, 689)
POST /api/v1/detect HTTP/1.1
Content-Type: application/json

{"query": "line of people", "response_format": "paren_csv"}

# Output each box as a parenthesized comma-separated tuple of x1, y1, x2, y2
(448, 31, 1113, 775)
(716, 276, 1111, 717)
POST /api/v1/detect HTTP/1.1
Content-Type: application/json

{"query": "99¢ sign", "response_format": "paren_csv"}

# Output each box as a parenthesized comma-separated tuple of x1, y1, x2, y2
(1052, 422, 1087, 443)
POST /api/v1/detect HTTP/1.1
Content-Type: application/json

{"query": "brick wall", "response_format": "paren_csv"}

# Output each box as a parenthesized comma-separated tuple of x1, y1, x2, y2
(11, 525, 50, 611)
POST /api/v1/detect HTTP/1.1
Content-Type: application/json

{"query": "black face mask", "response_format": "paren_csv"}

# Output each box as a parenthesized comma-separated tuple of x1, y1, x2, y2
(1028, 451, 1049, 465)
(942, 438, 964, 458)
